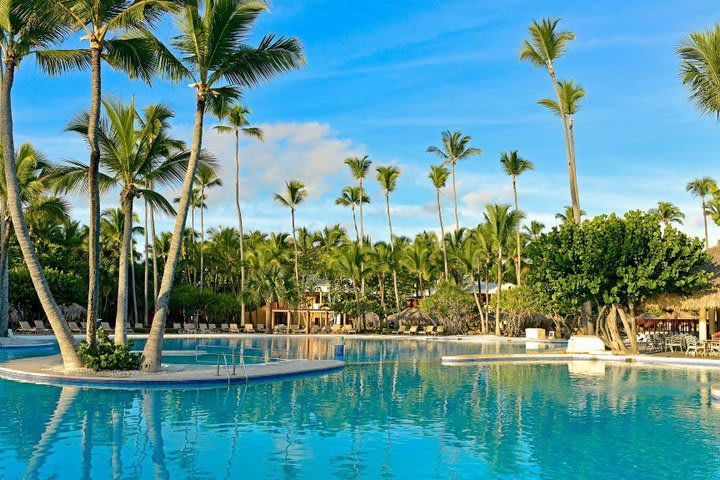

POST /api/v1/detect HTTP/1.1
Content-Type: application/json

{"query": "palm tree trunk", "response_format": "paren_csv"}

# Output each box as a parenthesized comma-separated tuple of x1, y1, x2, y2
(143, 196, 149, 325)
(359, 179, 365, 299)
(191, 206, 196, 285)
(351, 205, 359, 243)
(451, 161, 459, 231)
(1, 58, 82, 368)
(200, 186, 205, 289)
(385, 194, 401, 313)
(131, 241, 139, 326)
(114, 193, 134, 345)
(436, 189, 449, 277)
(141, 94, 206, 372)
(703, 197, 709, 249)
(234, 130, 246, 327)
(512, 177, 521, 285)
(470, 272, 484, 328)
(495, 248, 503, 336)
(150, 205, 159, 303)
(484, 262, 490, 333)
(548, 65, 580, 223)
(85, 44, 103, 347)
(0, 206, 8, 336)
(266, 302, 272, 330)
(291, 209, 299, 285)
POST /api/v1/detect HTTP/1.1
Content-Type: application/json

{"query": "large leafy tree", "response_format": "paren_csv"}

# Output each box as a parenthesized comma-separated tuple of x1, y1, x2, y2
(140, 0, 304, 371)
(426, 130, 482, 231)
(500, 150, 534, 285)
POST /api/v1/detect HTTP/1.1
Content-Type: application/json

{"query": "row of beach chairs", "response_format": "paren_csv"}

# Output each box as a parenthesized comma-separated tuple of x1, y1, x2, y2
(170, 322, 358, 335)
(17, 320, 141, 335)
(394, 325, 445, 336)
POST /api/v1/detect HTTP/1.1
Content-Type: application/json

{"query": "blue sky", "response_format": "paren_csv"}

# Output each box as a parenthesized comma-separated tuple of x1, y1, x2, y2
(12, 0, 720, 243)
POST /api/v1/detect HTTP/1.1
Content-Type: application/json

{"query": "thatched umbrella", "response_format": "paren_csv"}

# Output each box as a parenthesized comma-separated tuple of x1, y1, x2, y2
(60, 303, 87, 322)
(386, 307, 436, 327)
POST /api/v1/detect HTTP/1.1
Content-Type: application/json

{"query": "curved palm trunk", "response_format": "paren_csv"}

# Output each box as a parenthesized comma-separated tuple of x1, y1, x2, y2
(451, 161, 459, 231)
(200, 186, 205, 289)
(470, 272, 485, 329)
(144, 197, 149, 325)
(495, 247, 503, 336)
(548, 65, 581, 223)
(385, 193, 401, 313)
(0, 207, 9, 336)
(350, 205, 359, 243)
(265, 302, 272, 330)
(234, 130, 246, 326)
(702, 197, 709, 249)
(291, 209, 299, 285)
(512, 176, 521, 285)
(85, 44, 103, 347)
(150, 205, 159, 303)
(436, 189, 449, 278)
(359, 179, 365, 299)
(142, 95, 206, 372)
(1, 59, 82, 368)
(114, 193, 134, 345)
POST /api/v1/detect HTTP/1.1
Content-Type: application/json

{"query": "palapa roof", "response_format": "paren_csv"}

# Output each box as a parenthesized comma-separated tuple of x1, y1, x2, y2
(386, 307, 437, 325)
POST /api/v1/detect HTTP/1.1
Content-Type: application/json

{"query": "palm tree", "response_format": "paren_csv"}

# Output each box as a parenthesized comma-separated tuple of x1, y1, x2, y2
(48, 0, 174, 346)
(274, 180, 307, 285)
(140, 0, 304, 371)
(538, 79, 585, 168)
(555, 205, 586, 224)
(214, 103, 263, 324)
(335, 186, 369, 243)
(453, 236, 485, 330)
(686, 177, 717, 248)
(484, 204, 523, 336)
(248, 262, 296, 330)
(194, 164, 222, 290)
(522, 221, 545, 241)
(520, 18, 580, 222)
(500, 150, 534, 285)
(649, 201, 685, 227)
(426, 131, 482, 231)
(376, 165, 401, 312)
(0, 0, 82, 368)
(344, 156, 372, 243)
(678, 24, 720, 119)
(428, 165, 450, 278)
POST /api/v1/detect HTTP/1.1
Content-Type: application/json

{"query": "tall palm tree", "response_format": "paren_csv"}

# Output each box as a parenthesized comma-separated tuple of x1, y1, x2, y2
(426, 131, 482, 231)
(520, 18, 580, 222)
(248, 262, 296, 330)
(194, 164, 222, 290)
(649, 201, 685, 227)
(214, 103, 263, 324)
(678, 24, 720, 119)
(453, 236, 485, 330)
(555, 205, 586, 224)
(141, 0, 304, 371)
(500, 150, 534, 285)
(484, 204, 523, 336)
(0, 0, 82, 368)
(686, 177, 717, 248)
(274, 180, 307, 285)
(522, 220, 545, 241)
(537, 79, 585, 168)
(48, 0, 173, 346)
(428, 165, 450, 278)
(376, 165, 401, 312)
(344, 155, 371, 302)
(335, 186, 369, 243)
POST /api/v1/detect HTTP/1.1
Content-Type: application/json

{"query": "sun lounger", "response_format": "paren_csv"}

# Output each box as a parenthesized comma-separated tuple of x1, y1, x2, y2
(257, 324, 266, 333)
(172, 322, 182, 331)
(183, 322, 197, 334)
(404, 325, 418, 335)
(134, 322, 143, 331)
(274, 324, 287, 334)
(220, 323, 230, 333)
(80, 321, 87, 331)
(199, 323, 210, 334)
(289, 324, 302, 334)
(100, 321, 112, 332)
(243, 323, 255, 333)
(422, 326, 435, 335)
(331, 324, 342, 334)
(17, 321, 34, 334)
(68, 321, 82, 334)
(34, 320, 48, 335)
(394, 325, 407, 335)
(310, 325, 321, 334)
(229, 323, 241, 334)
(341, 324, 356, 334)
(321, 325, 332, 334)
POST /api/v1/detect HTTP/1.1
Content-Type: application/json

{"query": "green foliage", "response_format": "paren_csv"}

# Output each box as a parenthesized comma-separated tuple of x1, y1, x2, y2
(168, 285, 240, 321)
(9, 267, 86, 311)
(419, 280, 474, 333)
(526, 211, 711, 314)
(78, 328, 140, 371)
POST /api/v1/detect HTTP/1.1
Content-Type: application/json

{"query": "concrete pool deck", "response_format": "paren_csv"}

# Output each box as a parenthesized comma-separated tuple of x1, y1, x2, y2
(0, 354, 344, 389)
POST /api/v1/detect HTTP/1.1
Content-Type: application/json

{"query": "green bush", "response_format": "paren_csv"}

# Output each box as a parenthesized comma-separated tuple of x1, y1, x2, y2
(419, 280, 474, 334)
(78, 327, 140, 371)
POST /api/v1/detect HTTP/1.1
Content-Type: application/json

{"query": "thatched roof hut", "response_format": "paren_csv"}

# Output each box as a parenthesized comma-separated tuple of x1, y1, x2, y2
(386, 307, 437, 327)
(60, 303, 87, 321)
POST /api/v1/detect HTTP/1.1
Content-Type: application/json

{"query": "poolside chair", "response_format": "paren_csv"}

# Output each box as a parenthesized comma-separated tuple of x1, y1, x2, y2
(17, 321, 34, 334)
(665, 335, 684, 352)
(341, 324, 356, 334)
(172, 322, 182, 331)
(290, 324, 302, 334)
(199, 323, 210, 334)
(134, 322, 143, 331)
(183, 322, 197, 334)
(321, 325, 333, 334)
(274, 324, 287, 334)
(433, 326, 445, 336)
(257, 324, 266, 333)
(229, 323, 241, 334)
(394, 325, 407, 335)
(710, 341, 720, 357)
(80, 321, 87, 331)
(208, 323, 219, 333)
(685, 336, 702, 357)
(331, 324, 342, 334)
(68, 321, 82, 334)
(404, 325, 418, 335)
(243, 323, 256, 333)
(100, 321, 112, 332)
(310, 325, 321, 334)
(34, 320, 48, 335)
(422, 325, 435, 335)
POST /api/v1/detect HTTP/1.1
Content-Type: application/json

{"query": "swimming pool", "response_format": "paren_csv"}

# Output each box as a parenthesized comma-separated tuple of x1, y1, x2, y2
(0, 337, 718, 479)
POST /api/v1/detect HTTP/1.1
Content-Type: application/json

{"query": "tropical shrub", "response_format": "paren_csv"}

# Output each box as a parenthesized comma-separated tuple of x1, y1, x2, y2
(78, 328, 140, 371)
(9, 267, 86, 313)
(419, 280, 474, 334)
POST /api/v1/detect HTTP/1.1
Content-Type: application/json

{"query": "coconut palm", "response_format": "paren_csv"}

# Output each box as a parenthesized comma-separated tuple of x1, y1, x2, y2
(500, 150, 534, 285)
(678, 24, 720, 119)
(140, 0, 304, 371)
(274, 180, 307, 285)
(484, 204, 523, 336)
(335, 186, 369, 243)
(522, 221, 545, 241)
(520, 18, 580, 222)
(555, 205, 586, 224)
(344, 156, 371, 243)
(402, 236, 434, 298)
(47, 0, 175, 346)
(376, 165, 401, 312)
(213, 103, 263, 324)
(426, 131, 482, 231)
(649, 201, 685, 227)
(428, 165, 450, 278)
(686, 177, 717, 248)
(537, 79, 585, 167)
(453, 236, 486, 330)
(0, 0, 83, 367)
(248, 262, 296, 330)
(194, 164, 222, 290)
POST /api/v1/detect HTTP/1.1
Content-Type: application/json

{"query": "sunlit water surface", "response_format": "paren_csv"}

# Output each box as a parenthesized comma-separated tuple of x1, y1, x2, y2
(0, 337, 718, 479)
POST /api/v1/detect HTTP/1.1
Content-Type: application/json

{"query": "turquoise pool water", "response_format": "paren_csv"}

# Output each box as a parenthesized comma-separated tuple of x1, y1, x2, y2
(0, 337, 719, 479)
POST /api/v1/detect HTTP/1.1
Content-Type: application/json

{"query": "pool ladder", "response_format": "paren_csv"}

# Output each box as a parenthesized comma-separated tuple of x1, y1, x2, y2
(195, 344, 249, 384)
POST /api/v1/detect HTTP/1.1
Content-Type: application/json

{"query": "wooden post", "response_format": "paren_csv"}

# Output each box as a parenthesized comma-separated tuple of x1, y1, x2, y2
(710, 307, 717, 337)
(699, 308, 708, 342)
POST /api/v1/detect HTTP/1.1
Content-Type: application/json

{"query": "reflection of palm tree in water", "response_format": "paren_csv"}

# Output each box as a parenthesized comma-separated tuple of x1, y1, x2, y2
(141, 390, 170, 480)
(223, 385, 247, 480)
